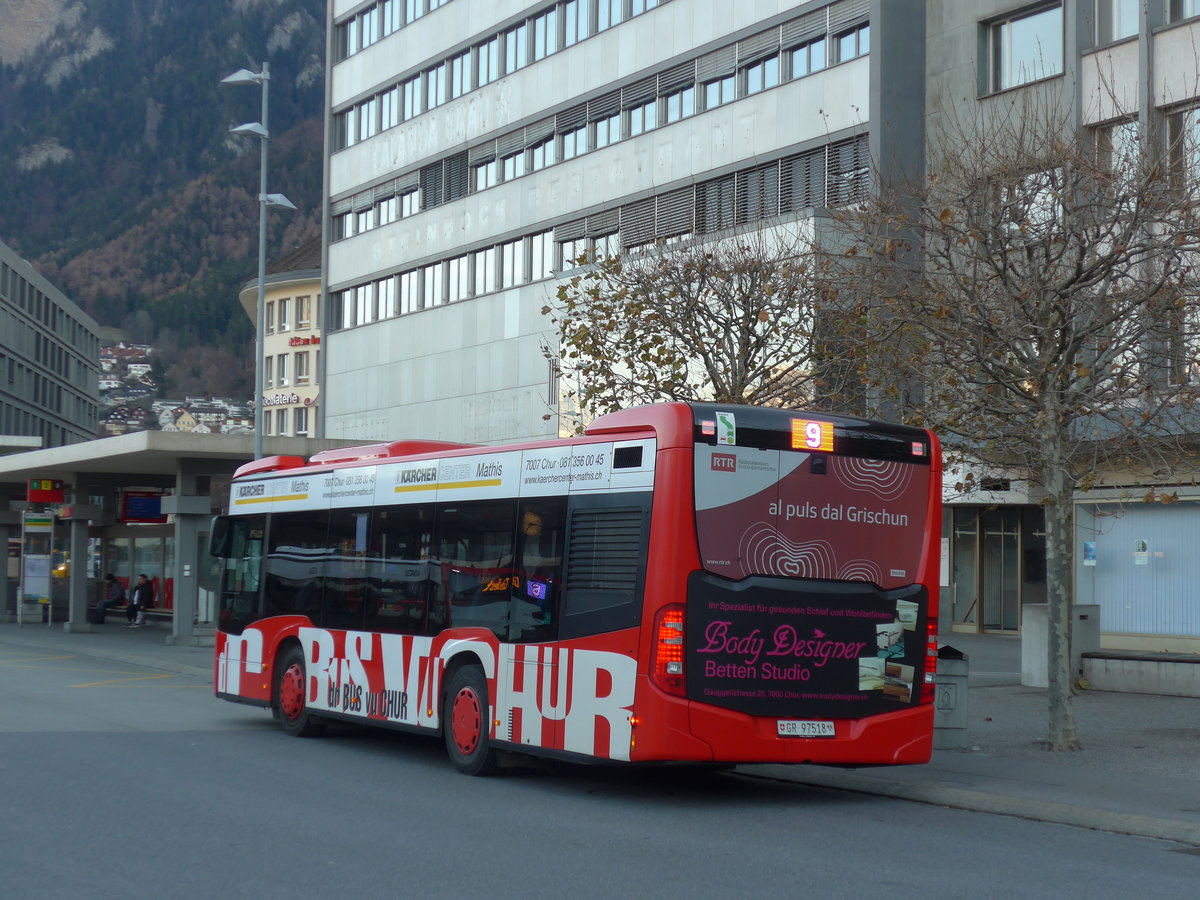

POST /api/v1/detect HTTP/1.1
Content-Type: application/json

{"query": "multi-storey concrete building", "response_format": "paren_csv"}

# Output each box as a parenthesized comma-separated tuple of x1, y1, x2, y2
(322, 0, 923, 443)
(0, 238, 100, 448)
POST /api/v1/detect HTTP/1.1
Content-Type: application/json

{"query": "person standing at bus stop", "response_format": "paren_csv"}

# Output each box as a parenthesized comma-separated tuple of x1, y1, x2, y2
(93, 573, 124, 625)
(127, 573, 154, 627)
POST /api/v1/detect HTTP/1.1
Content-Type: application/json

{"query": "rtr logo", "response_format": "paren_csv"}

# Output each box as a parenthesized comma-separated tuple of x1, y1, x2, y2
(711, 453, 737, 472)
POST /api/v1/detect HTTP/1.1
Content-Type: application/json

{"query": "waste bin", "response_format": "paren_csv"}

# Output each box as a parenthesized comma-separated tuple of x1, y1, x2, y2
(934, 645, 968, 750)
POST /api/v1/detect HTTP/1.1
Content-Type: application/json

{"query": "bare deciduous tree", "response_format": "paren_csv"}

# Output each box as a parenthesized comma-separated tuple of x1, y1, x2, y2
(832, 96, 1200, 750)
(543, 225, 846, 427)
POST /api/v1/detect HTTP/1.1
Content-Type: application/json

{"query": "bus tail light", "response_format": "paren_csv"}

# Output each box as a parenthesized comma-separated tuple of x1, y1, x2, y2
(650, 604, 687, 697)
(921, 620, 938, 704)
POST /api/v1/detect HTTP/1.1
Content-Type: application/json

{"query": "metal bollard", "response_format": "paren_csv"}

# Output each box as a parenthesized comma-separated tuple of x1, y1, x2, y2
(933, 645, 969, 750)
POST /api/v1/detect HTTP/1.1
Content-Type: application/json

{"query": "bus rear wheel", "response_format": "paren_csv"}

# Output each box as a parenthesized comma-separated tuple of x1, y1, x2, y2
(276, 645, 325, 738)
(443, 665, 498, 775)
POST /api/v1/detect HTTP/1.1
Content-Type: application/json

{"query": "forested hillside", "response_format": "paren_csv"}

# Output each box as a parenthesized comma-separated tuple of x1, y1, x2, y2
(0, 0, 326, 396)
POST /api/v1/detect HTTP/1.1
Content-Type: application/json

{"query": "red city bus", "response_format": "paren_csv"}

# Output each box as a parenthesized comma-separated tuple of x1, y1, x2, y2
(210, 402, 941, 774)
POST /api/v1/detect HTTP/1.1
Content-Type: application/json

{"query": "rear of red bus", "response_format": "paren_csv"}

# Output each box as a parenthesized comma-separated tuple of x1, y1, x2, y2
(618, 403, 941, 766)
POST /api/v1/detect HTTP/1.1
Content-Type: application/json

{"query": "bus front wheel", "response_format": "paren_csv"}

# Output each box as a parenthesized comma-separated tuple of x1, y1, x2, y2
(276, 645, 325, 738)
(443, 665, 498, 775)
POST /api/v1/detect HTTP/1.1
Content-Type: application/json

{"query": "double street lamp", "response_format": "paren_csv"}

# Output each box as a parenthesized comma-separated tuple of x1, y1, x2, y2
(222, 61, 296, 460)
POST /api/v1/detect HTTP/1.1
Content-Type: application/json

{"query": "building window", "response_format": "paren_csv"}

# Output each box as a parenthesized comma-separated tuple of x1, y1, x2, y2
(627, 98, 657, 136)
(277, 298, 291, 332)
(296, 296, 312, 329)
(631, 0, 659, 13)
(1098, 0, 1139, 42)
(264, 355, 273, 389)
(473, 159, 498, 190)
(743, 56, 779, 95)
(1097, 119, 1139, 177)
(426, 63, 447, 109)
(335, 107, 357, 149)
(295, 352, 310, 385)
(1171, 0, 1200, 22)
(500, 238, 525, 289)
(835, 23, 869, 63)
(276, 408, 288, 436)
(563, 0, 588, 46)
(530, 230, 554, 280)
(381, 86, 399, 130)
(593, 231, 619, 259)
(264, 301, 275, 335)
(558, 236, 588, 269)
(789, 37, 826, 78)
(592, 111, 620, 148)
(332, 211, 351, 241)
(293, 406, 309, 437)
(477, 36, 500, 86)
(400, 187, 421, 216)
(474, 246, 497, 294)
(423, 262, 445, 307)
(530, 137, 556, 171)
(378, 195, 398, 226)
(403, 75, 422, 119)
(560, 124, 587, 160)
(703, 75, 735, 109)
(532, 7, 558, 60)
(449, 51, 471, 98)
(398, 269, 419, 314)
(1169, 106, 1200, 190)
(989, 3, 1063, 92)
(663, 86, 694, 123)
(597, 0, 622, 32)
(448, 255, 470, 302)
(504, 22, 529, 74)
(502, 150, 527, 181)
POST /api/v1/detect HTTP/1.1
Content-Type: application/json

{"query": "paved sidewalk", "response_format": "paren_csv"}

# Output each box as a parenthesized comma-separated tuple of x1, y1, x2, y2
(3, 622, 1198, 844)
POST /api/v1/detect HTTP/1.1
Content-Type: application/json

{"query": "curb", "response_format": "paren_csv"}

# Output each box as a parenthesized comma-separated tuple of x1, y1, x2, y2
(740, 765, 1200, 846)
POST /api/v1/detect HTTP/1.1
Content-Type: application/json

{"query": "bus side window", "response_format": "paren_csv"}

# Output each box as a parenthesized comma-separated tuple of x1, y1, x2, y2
(508, 497, 567, 643)
(265, 510, 330, 619)
(324, 508, 370, 632)
(433, 499, 518, 639)
(365, 504, 435, 635)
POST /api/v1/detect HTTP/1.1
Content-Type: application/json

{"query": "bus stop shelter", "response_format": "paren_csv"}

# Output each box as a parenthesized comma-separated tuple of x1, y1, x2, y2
(0, 431, 356, 644)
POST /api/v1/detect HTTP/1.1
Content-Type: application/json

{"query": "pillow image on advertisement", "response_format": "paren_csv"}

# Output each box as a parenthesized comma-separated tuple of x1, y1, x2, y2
(859, 657, 885, 691)
(896, 598, 918, 631)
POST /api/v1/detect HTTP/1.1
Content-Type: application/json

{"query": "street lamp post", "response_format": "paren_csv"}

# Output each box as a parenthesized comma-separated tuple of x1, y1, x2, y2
(222, 61, 296, 460)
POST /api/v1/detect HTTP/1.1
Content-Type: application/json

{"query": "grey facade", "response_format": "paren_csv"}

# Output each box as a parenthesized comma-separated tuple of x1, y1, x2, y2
(0, 238, 100, 447)
(930, 1, 1200, 650)
(321, 0, 922, 443)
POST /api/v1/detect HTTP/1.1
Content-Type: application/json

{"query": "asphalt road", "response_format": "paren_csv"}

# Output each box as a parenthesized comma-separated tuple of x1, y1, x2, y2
(2, 638, 1197, 899)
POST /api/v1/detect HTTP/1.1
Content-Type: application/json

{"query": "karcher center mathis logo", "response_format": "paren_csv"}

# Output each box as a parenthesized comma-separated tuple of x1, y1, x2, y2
(237, 483, 266, 498)
(400, 467, 438, 485)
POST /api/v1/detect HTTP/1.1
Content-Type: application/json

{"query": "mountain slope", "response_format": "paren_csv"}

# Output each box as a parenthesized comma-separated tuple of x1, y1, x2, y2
(0, 0, 326, 374)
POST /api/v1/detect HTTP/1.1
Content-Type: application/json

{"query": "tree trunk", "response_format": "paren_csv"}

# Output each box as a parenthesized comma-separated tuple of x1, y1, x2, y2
(1042, 459, 1081, 751)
